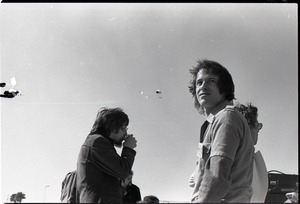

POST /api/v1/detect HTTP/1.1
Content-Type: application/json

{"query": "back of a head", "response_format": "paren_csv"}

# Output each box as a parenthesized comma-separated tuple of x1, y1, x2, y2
(89, 107, 129, 137)
(234, 102, 258, 129)
(142, 195, 159, 203)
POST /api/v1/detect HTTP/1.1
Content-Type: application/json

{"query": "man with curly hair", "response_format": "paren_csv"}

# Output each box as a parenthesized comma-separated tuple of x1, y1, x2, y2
(188, 59, 254, 203)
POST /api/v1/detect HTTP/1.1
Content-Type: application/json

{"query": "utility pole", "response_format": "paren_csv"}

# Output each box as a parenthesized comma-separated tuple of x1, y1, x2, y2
(43, 185, 50, 202)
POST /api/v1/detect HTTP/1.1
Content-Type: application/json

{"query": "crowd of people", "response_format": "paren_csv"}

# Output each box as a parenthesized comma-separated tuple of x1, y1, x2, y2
(60, 59, 276, 203)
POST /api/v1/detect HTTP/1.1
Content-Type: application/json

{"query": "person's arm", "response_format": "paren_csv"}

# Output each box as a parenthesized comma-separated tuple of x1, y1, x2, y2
(195, 110, 243, 202)
(195, 155, 232, 202)
(92, 137, 136, 179)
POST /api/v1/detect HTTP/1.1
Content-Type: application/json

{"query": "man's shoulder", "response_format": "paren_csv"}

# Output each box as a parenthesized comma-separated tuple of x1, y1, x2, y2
(85, 134, 112, 146)
(86, 134, 107, 140)
(214, 105, 247, 126)
(218, 105, 242, 118)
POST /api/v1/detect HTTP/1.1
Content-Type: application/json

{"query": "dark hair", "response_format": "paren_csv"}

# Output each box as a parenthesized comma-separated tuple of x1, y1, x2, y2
(188, 59, 235, 114)
(142, 195, 159, 203)
(89, 107, 129, 137)
(235, 103, 258, 129)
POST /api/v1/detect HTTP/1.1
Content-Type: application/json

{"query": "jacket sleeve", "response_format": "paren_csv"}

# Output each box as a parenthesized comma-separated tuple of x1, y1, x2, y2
(91, 137, 136, 179)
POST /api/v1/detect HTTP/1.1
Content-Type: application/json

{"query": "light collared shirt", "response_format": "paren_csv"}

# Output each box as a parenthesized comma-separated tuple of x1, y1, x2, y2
(191, 100, 254, 203)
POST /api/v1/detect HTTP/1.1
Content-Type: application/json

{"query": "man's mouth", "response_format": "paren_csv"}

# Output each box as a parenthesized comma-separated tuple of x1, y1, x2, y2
(199, 92, 209, 97)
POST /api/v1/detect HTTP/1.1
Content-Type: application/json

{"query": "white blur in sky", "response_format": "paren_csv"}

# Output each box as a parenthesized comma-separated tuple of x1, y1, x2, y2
(0, 3, 298, 203)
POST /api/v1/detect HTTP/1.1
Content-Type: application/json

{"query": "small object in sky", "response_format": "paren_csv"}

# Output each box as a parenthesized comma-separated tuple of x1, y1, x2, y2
(140, 90, 162, 99)
(9, 77, 17, 92)
(11, 77, 16, 87)
(0, 77, 21, 98)
(1, 91, 19, 98)
(139, 91, 148, 99)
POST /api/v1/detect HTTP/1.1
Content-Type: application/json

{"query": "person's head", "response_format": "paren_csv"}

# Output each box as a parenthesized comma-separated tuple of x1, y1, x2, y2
(139, 195, 159, 203)
(234, 102, 263, 145)
(90, 107, 129, 146)
(121, 170, 133, 187)
(188, 59, 235, 115)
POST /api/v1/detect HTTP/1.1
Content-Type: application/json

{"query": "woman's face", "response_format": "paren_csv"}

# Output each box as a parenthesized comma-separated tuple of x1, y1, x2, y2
(250, 121, 263, 145)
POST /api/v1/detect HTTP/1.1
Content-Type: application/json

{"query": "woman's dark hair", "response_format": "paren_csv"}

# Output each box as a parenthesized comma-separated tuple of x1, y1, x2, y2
(235, 103, 258, 129)
(89, 107, 129, 137)
(188, 59, 235, 114)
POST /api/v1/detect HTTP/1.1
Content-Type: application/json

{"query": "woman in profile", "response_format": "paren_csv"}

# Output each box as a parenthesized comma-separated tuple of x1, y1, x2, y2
(235, 102, 268, 203)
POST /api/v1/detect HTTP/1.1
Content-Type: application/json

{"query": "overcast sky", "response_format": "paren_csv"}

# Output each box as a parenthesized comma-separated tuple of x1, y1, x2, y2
(1, 3, 298, 203)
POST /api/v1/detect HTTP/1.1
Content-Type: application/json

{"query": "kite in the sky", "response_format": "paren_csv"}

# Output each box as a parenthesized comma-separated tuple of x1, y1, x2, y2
(0, 77, 21, 98)
(139, 89, 162, 99)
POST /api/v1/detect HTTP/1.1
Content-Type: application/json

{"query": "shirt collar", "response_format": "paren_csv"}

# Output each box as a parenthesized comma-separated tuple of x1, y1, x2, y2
(206, 100, 233, 123)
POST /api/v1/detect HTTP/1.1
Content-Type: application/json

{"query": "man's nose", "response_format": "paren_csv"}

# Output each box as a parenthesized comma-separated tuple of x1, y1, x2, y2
(200, 82, 209, 90)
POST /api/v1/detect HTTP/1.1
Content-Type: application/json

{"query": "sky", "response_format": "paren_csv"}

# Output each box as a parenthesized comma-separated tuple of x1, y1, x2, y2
(0, 3, 298, 203)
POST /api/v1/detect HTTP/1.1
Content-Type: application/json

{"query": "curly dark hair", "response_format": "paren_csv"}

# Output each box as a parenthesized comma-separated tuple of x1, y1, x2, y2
(234, 103, 258, 129)
(188, 59, 235, 114)
(89, 107, 129, 137)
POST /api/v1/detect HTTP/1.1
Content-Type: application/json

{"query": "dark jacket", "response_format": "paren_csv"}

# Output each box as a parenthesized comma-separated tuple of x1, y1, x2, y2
(76, 134, 136, 203)
(60, 171, 77, 203)
(122, 184, 141, 203)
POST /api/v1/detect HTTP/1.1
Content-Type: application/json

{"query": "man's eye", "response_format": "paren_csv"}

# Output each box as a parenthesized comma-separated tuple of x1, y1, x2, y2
(209, 79, 217, 83)
(197, 81, 203, 86)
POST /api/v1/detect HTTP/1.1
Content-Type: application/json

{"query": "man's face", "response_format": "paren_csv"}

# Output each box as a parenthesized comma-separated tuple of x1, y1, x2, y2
(196, 69, 225, 114)
(110, 125, 128, 147)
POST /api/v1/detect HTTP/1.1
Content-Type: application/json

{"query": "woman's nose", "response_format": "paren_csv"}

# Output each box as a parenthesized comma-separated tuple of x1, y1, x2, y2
(258, 123, 263, 130)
